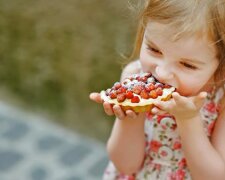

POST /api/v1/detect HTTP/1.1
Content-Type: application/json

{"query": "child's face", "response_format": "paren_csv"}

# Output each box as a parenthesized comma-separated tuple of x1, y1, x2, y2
(140, 21, 219, 96)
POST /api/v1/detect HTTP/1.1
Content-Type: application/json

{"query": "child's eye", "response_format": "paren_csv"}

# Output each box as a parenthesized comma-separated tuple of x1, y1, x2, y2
(146, 45, 162, 55)
(180, 62, 197, 70)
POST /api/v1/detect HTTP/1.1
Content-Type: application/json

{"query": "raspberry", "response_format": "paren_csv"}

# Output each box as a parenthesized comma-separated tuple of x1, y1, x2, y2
(156, 87, 163, 96)
(149, 90, 158, 99)
(131, 96, 140, 103)
(117, 93, 126, 102)
(125, 91, 134, 99)
(109, 91, 117, 99)
(140, 90, 149, 99)
(132, 85, 143, 95)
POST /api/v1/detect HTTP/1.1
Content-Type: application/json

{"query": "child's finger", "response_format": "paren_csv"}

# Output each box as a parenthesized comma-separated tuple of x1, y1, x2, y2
(113, 105, 126, 120)
(151, 107, 166, 115)
(172, 92, 187, 106)
(89, 92, 103, 103)
(153, 100, 173, 112)
(103, 102, 114, 116)
(193, 91, 207, 108)
(126, 110, 137, 119)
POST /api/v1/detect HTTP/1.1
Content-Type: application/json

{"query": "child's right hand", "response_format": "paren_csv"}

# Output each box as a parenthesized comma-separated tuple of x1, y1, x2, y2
(89, 92, 145, 121)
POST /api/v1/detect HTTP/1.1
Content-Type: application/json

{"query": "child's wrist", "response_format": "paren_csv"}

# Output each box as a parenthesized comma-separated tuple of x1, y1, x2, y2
(117, 113, 145, 124)
(176, 113, 202, 127)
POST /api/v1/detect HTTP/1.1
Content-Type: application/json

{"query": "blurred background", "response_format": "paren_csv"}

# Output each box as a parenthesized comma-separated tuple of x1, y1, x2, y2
(0, 0, 139, 179)
(0, 0, 138, 142)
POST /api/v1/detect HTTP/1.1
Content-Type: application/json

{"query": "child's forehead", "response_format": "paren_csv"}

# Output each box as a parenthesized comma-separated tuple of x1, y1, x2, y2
(144, 21, 214, 45)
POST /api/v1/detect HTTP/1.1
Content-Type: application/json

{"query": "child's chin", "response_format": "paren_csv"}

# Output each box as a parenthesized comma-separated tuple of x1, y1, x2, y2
(177, 90, 197, 97)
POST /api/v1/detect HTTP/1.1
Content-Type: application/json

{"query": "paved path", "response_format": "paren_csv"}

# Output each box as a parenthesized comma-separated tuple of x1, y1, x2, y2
(0, 102, 108, 180)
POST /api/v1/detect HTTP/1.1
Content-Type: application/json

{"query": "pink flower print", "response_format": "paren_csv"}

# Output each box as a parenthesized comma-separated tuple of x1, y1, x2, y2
(153, 163, 162, 171)
(150, 140, 162, 153)
(157, 114, 169, 123)
(173, 141, 182, 150)
(208, 120, 216, 135)
(160, 150, 168, 157)
(204, 102, 217, 113)
(169, 169, 185, 180)
(146, 112, 154, 121)
(178, 158, 187, 169)
(176, 169, 186, 180)
(158, 146, 173, 160)
(171, 123, 177, 130)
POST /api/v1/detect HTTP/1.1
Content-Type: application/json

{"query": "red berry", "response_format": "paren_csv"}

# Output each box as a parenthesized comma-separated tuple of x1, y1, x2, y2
(131, 96, 140, 103)
(125, 91, 134, 99)
(145, 84, 155, 92)
(149, 90, 158, 99)
(136, 76, 141, 81)
(116, 87, 127, 94)
(145, 72, 152, 78)
(156, 87, 163, 96)
(155, 83, 164, 88)
(109, 91, 117, 99)
(117, 93, 126, 102)
(132, 85, 143, 95)
(114, 82, 122, 90)
(140, 76, 148, 82)
(140, 90, 149, 99)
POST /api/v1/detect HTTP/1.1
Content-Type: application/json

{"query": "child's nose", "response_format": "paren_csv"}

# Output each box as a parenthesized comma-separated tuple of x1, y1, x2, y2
(155, 65, 174, 82)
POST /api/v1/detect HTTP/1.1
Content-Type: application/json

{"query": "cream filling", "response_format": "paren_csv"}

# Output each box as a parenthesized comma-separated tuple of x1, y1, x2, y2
(100, 87, 175, 107)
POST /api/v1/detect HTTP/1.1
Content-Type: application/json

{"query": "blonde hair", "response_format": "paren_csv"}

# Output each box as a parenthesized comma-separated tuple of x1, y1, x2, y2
(131, 0, 225, 85)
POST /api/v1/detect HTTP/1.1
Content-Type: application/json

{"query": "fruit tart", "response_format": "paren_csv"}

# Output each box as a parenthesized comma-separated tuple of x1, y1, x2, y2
(100, 72, 175, 112)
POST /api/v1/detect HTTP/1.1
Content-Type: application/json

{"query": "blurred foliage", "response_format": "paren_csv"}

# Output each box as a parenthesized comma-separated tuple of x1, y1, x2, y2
(0, 0, 137, 142)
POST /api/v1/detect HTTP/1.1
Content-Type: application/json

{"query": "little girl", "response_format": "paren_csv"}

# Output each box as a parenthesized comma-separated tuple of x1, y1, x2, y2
(90, 0, 225, 179)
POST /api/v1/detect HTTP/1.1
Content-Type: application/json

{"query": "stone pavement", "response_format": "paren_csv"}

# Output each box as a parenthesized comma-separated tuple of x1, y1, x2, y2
(0, 102, 109, 180)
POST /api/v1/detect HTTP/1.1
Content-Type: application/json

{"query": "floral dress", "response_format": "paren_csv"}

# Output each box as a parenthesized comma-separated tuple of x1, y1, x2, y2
(102, 86, 224, 180)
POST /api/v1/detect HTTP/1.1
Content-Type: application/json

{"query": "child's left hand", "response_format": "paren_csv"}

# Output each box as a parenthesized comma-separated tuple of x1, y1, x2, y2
(152, 91, 208, 120)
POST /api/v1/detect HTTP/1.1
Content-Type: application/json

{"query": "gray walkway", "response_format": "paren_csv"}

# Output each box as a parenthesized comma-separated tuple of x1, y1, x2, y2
(0, 102, 109, 180)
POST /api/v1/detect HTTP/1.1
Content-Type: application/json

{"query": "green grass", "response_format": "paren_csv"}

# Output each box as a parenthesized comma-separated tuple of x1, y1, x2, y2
(0, 0, 138, 142)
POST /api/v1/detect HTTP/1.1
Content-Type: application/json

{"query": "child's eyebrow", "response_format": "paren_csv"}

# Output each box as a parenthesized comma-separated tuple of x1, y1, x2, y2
(181, 58, 206, 65)
(144, 35, 161, 49)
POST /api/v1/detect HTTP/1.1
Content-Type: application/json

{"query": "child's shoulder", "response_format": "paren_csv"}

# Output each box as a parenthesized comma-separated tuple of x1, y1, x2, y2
(121, 60, 142, 81)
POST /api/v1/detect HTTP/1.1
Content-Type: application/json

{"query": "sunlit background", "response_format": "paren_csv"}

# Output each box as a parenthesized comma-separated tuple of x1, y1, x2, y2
(0, 0, 138, 142)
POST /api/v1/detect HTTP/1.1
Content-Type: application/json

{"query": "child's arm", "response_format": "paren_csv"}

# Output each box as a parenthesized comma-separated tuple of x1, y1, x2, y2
(154, 93, 225, 180)
(90, 60, 146, 174)
(106, 60, 146, 174)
